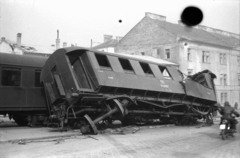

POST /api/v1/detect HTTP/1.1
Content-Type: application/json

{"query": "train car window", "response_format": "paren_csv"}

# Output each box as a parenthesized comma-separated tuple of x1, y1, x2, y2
(95, 54, 112, 70)
(119, 58, 134, 74)
(195, 74, 211, 88)
(139, 62, 154, 77)
(158, 66, 172, 80)
(35, 69, 43, 87)
(1, 68, 21, 86)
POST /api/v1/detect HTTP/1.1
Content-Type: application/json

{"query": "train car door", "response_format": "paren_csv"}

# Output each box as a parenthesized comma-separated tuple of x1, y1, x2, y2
(71, 56, 92, 90)
(51, 66, 66, 97)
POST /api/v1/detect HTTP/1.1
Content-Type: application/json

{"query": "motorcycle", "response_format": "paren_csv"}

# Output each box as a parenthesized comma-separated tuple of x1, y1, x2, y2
(219, 117, 235, 140)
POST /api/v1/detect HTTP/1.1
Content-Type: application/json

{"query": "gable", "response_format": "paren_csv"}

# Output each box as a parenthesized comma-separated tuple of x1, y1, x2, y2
(118, 17, 176, 47)
(0, 42, 13, 53)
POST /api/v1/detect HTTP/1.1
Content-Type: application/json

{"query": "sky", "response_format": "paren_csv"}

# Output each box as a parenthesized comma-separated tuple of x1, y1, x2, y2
(0, 0, 239, 48)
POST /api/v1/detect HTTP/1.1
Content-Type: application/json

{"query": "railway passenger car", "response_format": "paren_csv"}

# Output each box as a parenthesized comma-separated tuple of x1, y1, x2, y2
(0, 52, 48, 126)
(41, 47, 218, 134)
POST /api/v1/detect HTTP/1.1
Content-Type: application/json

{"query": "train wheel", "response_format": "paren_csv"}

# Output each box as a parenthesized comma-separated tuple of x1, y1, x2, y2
(83, 114, 98, 135)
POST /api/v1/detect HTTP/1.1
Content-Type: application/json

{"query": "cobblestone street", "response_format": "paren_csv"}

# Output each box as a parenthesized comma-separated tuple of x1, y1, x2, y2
(1, 118, 240, 158)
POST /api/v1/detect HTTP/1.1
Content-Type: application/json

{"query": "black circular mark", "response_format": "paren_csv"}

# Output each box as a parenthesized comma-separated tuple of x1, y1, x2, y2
(118, 19, 122, 23)
(181, 6, 203, 27)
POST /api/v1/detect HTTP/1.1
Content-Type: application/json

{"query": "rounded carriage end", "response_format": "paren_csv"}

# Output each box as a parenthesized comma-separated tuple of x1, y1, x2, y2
(84, 115, 98, 135)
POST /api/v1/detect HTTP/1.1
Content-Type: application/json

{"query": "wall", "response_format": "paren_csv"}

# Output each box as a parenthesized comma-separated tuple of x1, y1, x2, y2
(178, 40, 240, 106)
(0, 42, 12, 53)
(116, 17, 178, 63)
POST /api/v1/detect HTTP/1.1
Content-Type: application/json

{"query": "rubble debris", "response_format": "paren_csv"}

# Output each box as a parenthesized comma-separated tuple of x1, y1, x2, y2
(100, 125, 141, 135)
(87, 135, 99, 140)
(7, 133, 85, 145)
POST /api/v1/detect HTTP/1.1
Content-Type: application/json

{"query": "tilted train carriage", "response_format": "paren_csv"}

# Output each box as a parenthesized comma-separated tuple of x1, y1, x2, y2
(40, 47, 218, 134)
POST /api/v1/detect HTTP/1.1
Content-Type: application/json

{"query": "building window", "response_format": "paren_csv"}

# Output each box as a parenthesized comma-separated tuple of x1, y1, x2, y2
(220, 53, 227, 65)
(221, 93, 224, 103)
(224, 93, 228, 102)
(220, 75, 223, 85)
(187, 69, 193, 75)
(238, 73, 240, 86)
(220, 74, 227, 85)
(165, 49, 170, 59)
(119, 58, 134, 74)
(187, 48, 191, 61)
(221, 92, 228, 103)
(223, 54, 226, 64)
(237, 56, 240, 66)
(223, 74, 227, 85)
(219, 53, 223, 64)
(139, 62, 154, 77)
(1, 68, 21, 86)
(95, 54, 112, 70)
(202, 51, 210, 63)
(35, 69, 43, 87)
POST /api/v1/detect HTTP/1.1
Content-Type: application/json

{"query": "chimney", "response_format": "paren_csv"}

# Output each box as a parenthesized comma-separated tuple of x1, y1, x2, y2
(116, 36, 123, 42)
(17, 33, 22, 47)
(104, 35, 113, 42)
(63, 42, 67, 48)
(56, 30, 60, 49)
(145, 12, 166, 21)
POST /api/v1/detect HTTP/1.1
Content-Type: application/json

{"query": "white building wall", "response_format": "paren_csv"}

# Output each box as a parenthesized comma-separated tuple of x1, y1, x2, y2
(98, 47, 115, 53)
(178, 41, 240, 106)
(0, 42, 12, 53)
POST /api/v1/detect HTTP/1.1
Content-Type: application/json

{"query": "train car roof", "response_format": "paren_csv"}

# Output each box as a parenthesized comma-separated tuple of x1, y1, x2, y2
(52, 46, 178, 66)
(0, 52, 48, 68)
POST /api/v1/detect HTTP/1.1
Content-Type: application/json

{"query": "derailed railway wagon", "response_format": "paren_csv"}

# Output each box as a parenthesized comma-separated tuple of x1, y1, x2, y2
(41, 47, 218, 134)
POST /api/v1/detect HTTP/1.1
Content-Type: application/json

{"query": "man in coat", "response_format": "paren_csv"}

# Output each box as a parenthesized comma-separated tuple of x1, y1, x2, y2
(218, 101, 240, 132)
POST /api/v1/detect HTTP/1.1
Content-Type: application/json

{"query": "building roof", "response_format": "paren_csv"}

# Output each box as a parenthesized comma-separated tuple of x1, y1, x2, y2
(0, 38, 55, 54)
(147, 17, 239, 48)
(92, 39, 118, 49)
(117, 13, 239, 49)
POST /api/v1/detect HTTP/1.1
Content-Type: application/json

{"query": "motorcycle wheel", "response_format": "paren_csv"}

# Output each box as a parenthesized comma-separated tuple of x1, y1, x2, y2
(221, 130, 226, 140)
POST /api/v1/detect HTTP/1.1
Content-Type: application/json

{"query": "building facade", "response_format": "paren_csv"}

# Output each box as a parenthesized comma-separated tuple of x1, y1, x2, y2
(116, 12, 240, 106)
(92, 35, 122, 53)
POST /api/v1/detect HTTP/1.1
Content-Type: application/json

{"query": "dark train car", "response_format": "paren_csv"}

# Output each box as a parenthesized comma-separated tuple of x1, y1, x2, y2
(0, 52, 48, 126)
(41, 47, 218, 134)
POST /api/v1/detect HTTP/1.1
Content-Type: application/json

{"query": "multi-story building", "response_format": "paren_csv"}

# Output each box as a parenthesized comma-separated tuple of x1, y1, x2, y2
(116, 12, 240, 106)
